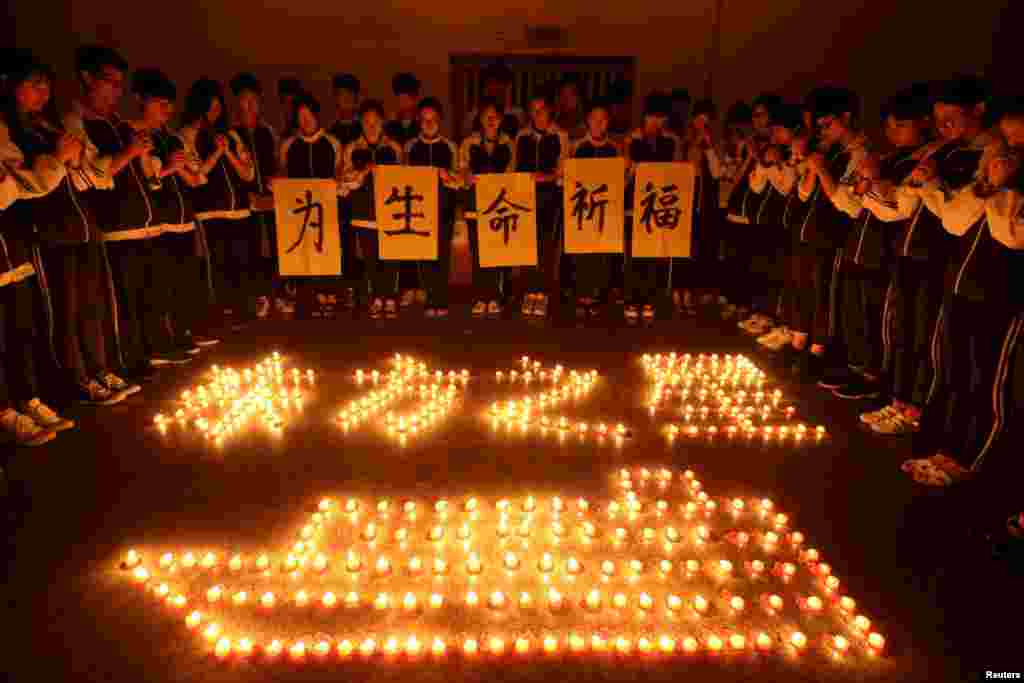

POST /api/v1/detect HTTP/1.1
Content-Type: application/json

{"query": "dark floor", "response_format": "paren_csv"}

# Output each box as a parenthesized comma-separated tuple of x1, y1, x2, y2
(3, 310, 1021, 683)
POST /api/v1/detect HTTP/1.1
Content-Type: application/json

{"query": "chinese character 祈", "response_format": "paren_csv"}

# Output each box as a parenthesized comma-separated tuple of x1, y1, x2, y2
(384, 185, 429, 237)
(570, 182, 610, 233)
(638, 182, 682, 233)
(481, 188, 532, 245)
(286, 189, 325, 253)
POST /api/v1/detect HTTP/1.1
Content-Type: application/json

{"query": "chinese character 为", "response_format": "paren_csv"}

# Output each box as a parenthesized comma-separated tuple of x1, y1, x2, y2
(481, 187, 532, 245)
(384, 185, 429, 237)
(570, 182, 609, 233)
(638, 182, 682, 233)
(286, 189, 324, 253)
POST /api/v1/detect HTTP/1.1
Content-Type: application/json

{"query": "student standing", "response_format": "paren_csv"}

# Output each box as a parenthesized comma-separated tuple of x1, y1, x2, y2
(556, 75, 586, 142)
(179, 78, 256, 330)
(328, 74, 363, 147)
(513, 90, 569, 319)
(459, 97, 516, 317)
(463, 62, 523, 139)
(341, 100, 404, 318)
(569, 97, 620, 319)
(623, 91, 682, 321)
(680, 99, 724, 315)
(385, 72, 423, 307)
(404, 97, 459, 318)
(1, 51, 127, 407)
(277, 77, 302, 140)
(230, 72, 279, 320)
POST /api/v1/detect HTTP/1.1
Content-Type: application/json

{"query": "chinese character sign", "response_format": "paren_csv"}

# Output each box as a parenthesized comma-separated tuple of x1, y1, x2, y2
(631, 162, 696, 259)
(563, 158, 626, 254)
(375, 166, 439, 261)
(474, 172, 538, 267)
(272, 178, 341, 276)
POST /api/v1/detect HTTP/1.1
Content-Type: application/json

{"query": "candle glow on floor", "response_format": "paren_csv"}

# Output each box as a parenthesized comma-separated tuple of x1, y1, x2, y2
(116, 466, 885, 666)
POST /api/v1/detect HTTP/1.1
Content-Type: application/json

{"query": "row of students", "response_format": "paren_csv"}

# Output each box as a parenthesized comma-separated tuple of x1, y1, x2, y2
(727, 77, 1021, 488)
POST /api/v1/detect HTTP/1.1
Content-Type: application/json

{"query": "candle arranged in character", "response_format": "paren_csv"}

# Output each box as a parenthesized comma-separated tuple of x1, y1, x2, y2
(569, 182, 609, 233)
(638, 181, 682, 233)
(286, 189, 325, 253)
(384, 185, 429, 237)
(481, 187, 532, 245)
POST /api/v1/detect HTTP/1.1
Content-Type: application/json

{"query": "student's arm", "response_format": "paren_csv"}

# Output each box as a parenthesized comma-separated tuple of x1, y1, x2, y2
(277, 137, 294, 179)
(507, 136, 517, 175)
(704, 144, 723, 180)
(774, 164, 798, 194)
(61, 111, 123, 189)
(325, 133, 344, 180)
(224, 131, 255, 182)
(457, 136, 473, 186)
(442, 139, 459, 186)
(0, 120, 67, 197)
(935, 184, 986, 236)
(402, 139, 416, 166)
(181, 126, 219, 180)
(748, 162, 770, 194)
(987, 189, 1024, 249)
(862, 183, 920, 222)
(0, 165, 18, 210)
(798, 165, 817, 202)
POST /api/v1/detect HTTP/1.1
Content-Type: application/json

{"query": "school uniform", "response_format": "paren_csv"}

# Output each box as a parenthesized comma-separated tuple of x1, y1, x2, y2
(724, 139, 769, 311)
(235, 120, 278, 305)
(11, 116, 115, 386)
(792, 136, 869, 352)
(71, 107, 177, 370)
(327, 118, 362, 278)
(458, 131, 515, 303)
(0, 150, 46, 410)
(916, 185, 1024, 471)
(683, 137, 724, 305)
(570, 133, 621, 303)
(328, 117, 363, 148)
(179, 123, 256, 320)
(341, 133, 404, 302)
(624, 128, 683, 306)
(385, 118, 419, 149)
(748, 159, 798, 320)
(514, 124, 570, 296)
(142, 125, 205, 347)
(405, 133, 459, 309)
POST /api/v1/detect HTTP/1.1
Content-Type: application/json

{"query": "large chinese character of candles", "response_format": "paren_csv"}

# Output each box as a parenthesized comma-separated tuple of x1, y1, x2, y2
(116, 465, 884, 667)
(489, 361, 632, 444)
(641, 353, 826, 447)
(152, 353, 313, 446)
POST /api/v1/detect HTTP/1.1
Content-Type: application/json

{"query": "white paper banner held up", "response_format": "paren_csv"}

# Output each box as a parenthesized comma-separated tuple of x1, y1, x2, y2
(563, 157, 626, 254)
(631, 162, 696, 259)
(272, 178, 342, 276)
(375, 166, 439, 261)
(474, 172, 538, 267)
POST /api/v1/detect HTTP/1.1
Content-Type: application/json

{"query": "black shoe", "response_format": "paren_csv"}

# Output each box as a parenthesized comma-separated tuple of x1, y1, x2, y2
(817, 368, 856, 390)
(121, 364, 157, 383)
(178, 338, 201, 355)
(832, 379, 882, 400)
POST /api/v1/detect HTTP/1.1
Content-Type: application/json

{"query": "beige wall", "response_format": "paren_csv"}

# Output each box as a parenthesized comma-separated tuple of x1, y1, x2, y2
(11, 0, 1011, 132)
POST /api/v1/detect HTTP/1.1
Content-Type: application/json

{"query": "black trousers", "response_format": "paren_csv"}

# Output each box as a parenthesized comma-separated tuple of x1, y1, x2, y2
(792, 244, 841, 344)
(524, 184, 562, 294)
(105, 238, 174, 367)
(919, 296, 1022, 470)
(425, 192, 455, 308)
(722, 220, 755, 309)
(0, 277, 41, 408)
(466, 219, 503, 301)
(354, 228, 398, 300)
(203, 217, 262, 318)
(159, 230, 207, 339)
(841, 264, 888, 375)
(42, 242, 111, 384)
(884, 258, 945, 407)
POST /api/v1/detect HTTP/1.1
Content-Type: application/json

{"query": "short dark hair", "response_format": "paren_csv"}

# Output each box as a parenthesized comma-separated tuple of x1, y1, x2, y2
(752, 92, 783, 113)
(359, 99, 386, 120)
(691, 98, 717, 120)
(480, 62, 513, 86)
(608, 78, 633, 104)
(586, 96, 613, 117)
(725, 101, 753, 126)
(229, 72, 262, 97)
(770, 102, 803, 131)
(289, 90, 321, 131)
(671, 88, 692, 103)
(417, 96, 443, 119)
(132, 68, 176, 102)
(529, 86, 555, 109)
(332, 73, 360, 94)
(182, 77, 226, 129)
(934, 76, 989, 109)
(558, 74, 580, 92)
(881, 88, 930, 123)
(278, 77, 302, 99)
(643, 91, 671, 117)
(807, 86, 859, 121)
(75, 45, 128, 86)
(994, 95, 1024, 122)
(392, 72, 420, 96)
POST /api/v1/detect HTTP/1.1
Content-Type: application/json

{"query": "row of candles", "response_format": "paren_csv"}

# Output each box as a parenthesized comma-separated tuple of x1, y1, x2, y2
(152, 354, 315, 445)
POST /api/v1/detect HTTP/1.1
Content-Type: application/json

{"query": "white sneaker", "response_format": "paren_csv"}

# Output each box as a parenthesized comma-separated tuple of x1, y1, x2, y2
(1, 408, 55, 446)
(384, 299, 398, 317)
(415, 289, 428, 305)
(642, 304, 655, 320)
(870, 412, 920, 435)
(624, 304, 640, 321)
(761, 328, 794, 351)
(400, 290, 415, 307)
(101, 372, 141, 397)
(21, 398, 75, 432)
(255, 296, 271, 319)
(369, 298, 384, 318)
(721, 303, 738, 320)
(859, 405, 898, 425)
(79, 379, 126, 406)
(472, 301, 487, 316)
(487, 300, 502, 316)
